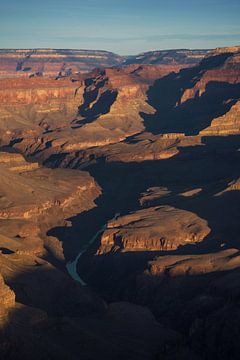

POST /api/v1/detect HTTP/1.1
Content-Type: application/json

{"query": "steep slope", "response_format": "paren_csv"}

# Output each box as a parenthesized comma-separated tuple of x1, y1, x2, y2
(142, 46, 240, 137)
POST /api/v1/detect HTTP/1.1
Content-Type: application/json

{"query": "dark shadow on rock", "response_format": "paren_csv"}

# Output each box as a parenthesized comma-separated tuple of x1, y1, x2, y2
(47, 135, 240, 267)
(0, 248, 14, 254)
(76, 90, 118, 127)
(4, 264, 104, 318)
(72, 74, 118, 127)
(141, 52, 239, 135)
(0, 266, 179, 360)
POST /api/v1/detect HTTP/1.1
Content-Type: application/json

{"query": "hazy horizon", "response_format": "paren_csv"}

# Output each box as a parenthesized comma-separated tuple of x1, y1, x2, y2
(0, 46, 217, 57)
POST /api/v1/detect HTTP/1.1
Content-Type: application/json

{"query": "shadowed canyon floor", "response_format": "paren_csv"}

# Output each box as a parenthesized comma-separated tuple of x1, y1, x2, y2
(0, 46, 240, 359)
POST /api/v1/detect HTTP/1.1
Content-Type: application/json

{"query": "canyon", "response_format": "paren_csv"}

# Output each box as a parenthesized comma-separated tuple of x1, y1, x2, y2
(0, 45, 240, 359)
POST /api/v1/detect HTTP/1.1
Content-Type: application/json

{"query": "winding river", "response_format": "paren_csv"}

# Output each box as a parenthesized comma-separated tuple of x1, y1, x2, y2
(66, 213, 120, 285)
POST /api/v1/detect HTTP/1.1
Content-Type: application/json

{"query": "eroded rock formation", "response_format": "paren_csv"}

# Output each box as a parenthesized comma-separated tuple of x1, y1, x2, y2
(98, 206, 210, 254)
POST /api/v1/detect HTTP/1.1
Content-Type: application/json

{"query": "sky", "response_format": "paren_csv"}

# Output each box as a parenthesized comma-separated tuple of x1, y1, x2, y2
(0, 0, 240, 54)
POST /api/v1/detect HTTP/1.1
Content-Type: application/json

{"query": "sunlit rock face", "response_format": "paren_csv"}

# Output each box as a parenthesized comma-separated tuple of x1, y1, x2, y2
(0, 274, 15, 309)
(0, 77, 84, 137)
(0, 64, 176, 155)
(98, 206, 210, 254)
(0, 151, 101, 260)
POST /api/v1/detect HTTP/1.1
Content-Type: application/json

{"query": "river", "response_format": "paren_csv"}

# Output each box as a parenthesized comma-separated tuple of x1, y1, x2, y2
(66, 213, 120, 285)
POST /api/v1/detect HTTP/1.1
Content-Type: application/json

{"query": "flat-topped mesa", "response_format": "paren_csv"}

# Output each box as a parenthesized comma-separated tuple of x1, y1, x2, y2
(0, 48, 123, 79)
(124, 49, 209, 66)
(0, 151, 101, 260)
(0, 152, 100, 221)
(148, 248, 240, 278)
(98, 206, 210, 254)
(206, 46, 240, 56)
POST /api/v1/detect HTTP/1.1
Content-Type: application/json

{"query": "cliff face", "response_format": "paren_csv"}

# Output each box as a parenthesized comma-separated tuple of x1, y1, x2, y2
(0, 49, 123, 78)
(140, 47, 240, 138)
(98, 206, 210, 254)
(0, 274, 15, 310)
(1, 64, 186, 152)
(0, 152, 101, 260)
(199, 100, 240, 136)
(0, 77, 84, 135)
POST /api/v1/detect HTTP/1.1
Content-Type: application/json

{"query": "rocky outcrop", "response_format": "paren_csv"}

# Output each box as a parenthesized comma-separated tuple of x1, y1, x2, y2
(0, 152, 101, 260)
(0, 274, 15, 309)
(200, 100, 240, 136)
(98, 206, 210, 254)
(148, 248, 240, 277)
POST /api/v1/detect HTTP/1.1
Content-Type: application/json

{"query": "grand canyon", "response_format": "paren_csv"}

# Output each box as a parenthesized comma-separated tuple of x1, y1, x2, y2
(0, 45, 240, 359)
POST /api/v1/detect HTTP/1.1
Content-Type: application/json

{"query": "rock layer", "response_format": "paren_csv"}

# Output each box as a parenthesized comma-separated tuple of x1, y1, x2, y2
(99, 206, 210, 254)
(0, 49, 122, 78)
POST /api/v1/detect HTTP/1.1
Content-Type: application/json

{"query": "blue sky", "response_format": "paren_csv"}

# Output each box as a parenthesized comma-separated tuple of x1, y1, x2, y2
(1, 0, 240, 54)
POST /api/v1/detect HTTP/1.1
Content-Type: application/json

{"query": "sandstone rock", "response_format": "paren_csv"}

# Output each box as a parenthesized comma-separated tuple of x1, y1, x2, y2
(148, 248, 240, 277)
(0, 274, 15, 309)
(0, 151, 101, 259)
(0, 49, 122, 79)
(98, 206, 210, 254)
